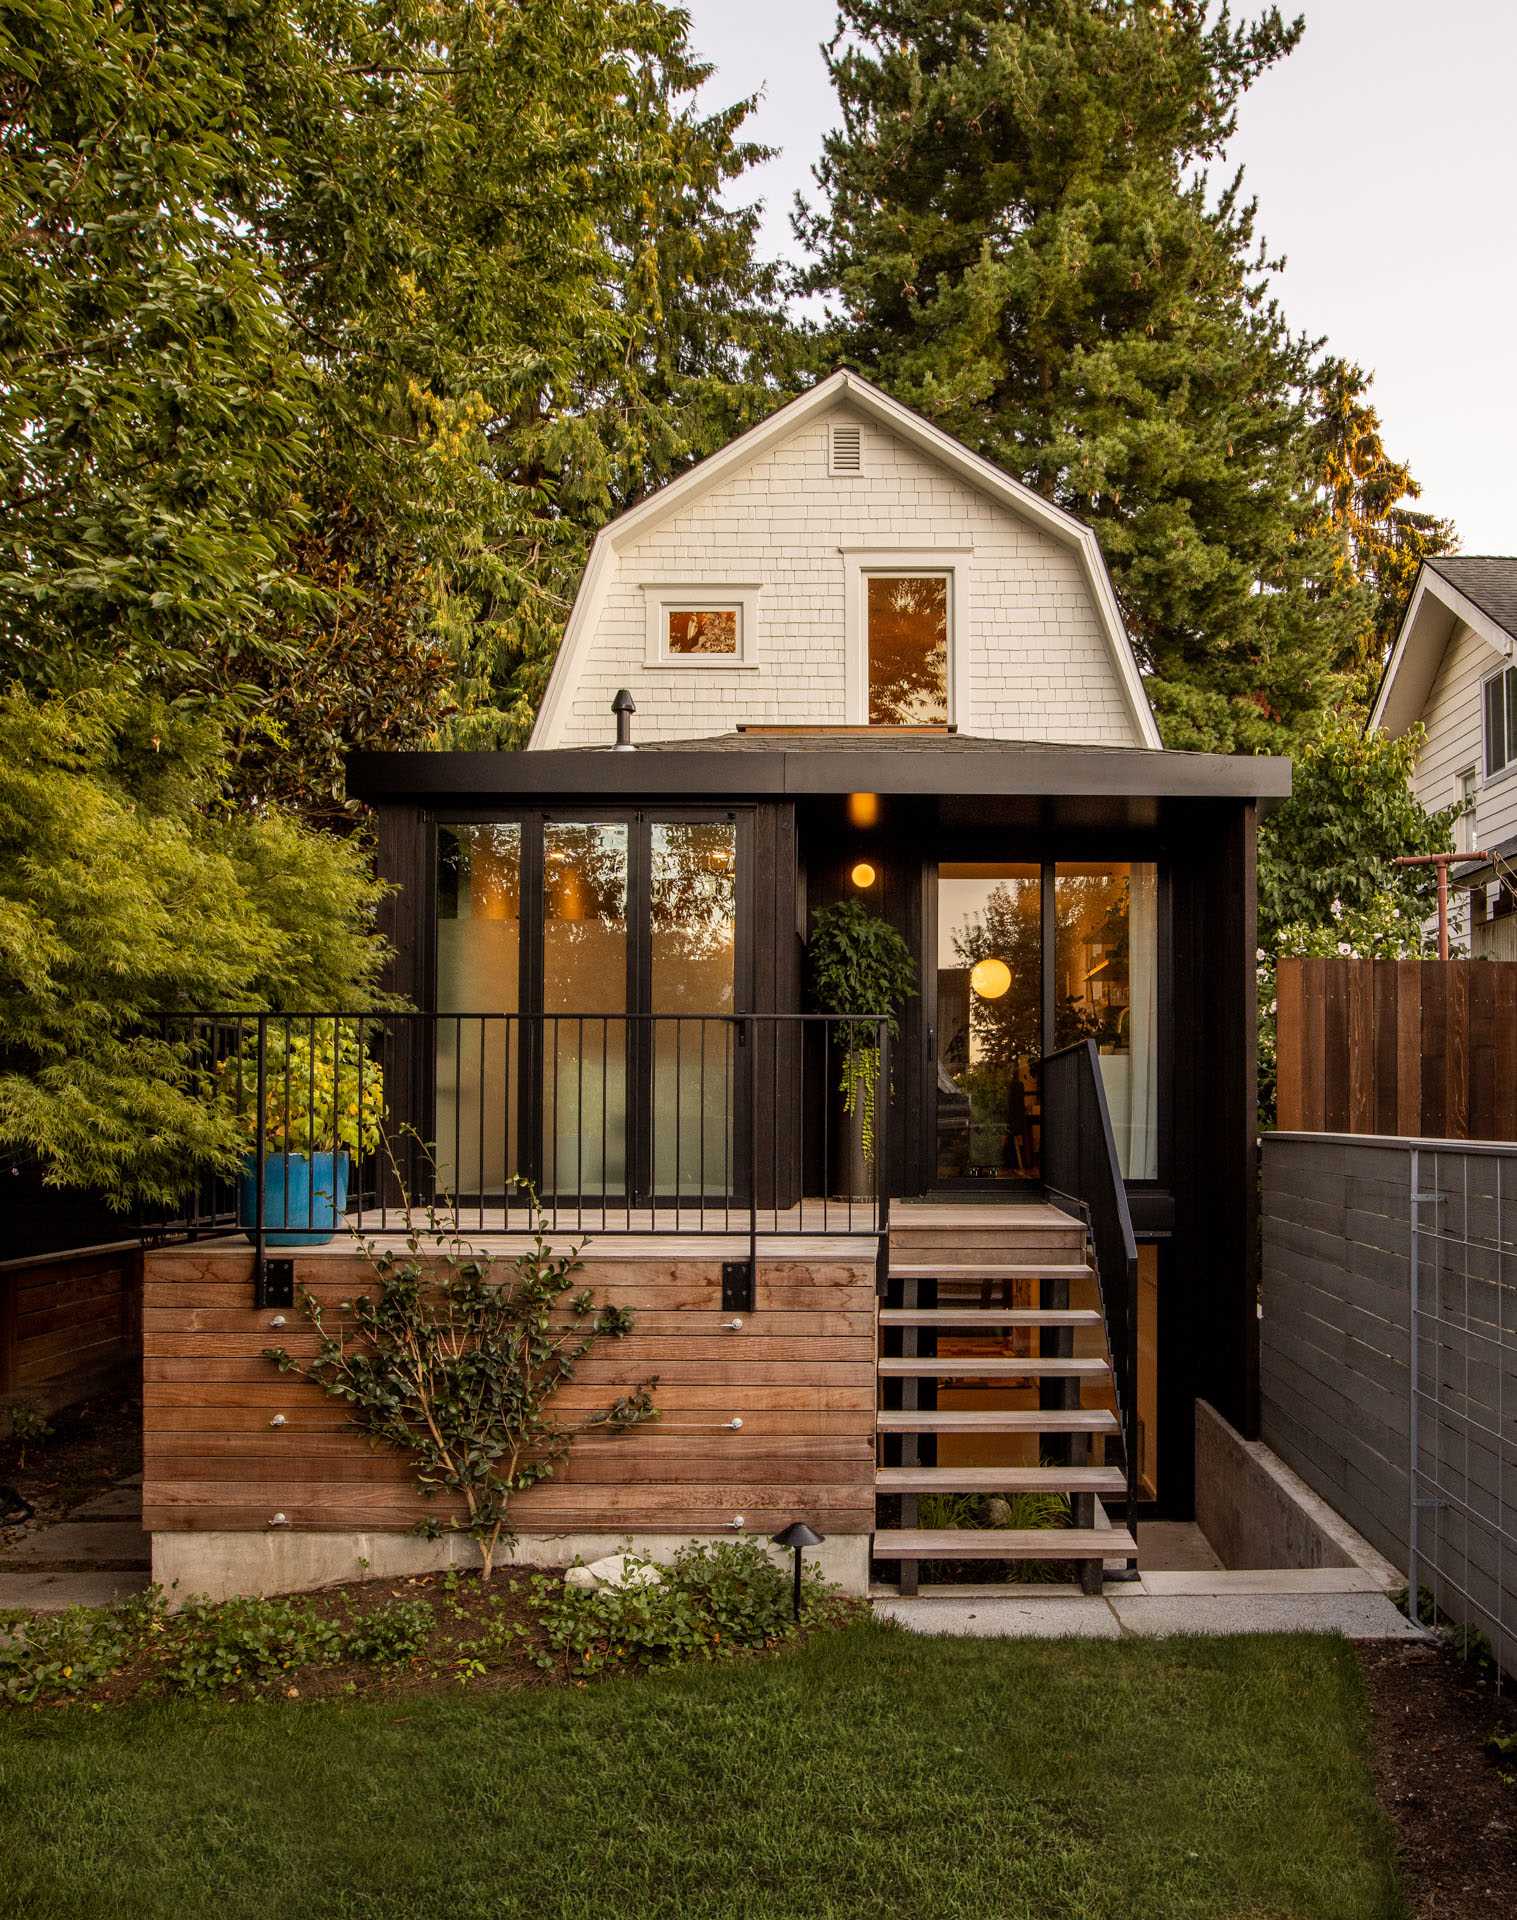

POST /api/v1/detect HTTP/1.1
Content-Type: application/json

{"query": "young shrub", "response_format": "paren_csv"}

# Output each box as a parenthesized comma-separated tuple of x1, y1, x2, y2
(159, 1595, 345, 1696)
(341, 1598, 436, 1667)
(0, 1604, 134, 1704)
(265, 1209, 659, 1578)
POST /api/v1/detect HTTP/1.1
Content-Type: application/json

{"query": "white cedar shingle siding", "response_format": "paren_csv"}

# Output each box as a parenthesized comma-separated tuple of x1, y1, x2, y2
(1413, 619, 1517, 851)
(553, 408, 1147, 748)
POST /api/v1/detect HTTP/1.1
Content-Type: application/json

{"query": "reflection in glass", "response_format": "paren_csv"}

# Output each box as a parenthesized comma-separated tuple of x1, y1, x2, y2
(543, 822, 628, 1196)
(436, 825, 521, 1198)
(1054, 862, 1158, 1179)
(868, 574, 948, 725)
(668, 609, 738, 655)
(936, 864, 1041, 1181)
(651, 822, 737, 1196)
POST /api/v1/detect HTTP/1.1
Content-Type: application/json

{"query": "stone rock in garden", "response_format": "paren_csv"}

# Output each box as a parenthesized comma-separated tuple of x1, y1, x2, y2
(564, 1552, 663, 1591)
(984, 1497, 1013, 1528)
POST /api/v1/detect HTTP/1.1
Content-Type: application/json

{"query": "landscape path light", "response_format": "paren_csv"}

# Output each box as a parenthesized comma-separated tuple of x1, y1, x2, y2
(771, 1520, 826, 1622)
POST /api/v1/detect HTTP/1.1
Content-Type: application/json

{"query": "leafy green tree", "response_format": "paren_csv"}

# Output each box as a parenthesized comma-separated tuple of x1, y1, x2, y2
(799, 0, 1360, 751)
(1310, 356, 1457, 694)
(1256, 715, 1457, 954)
(0, 687, 389, 1204)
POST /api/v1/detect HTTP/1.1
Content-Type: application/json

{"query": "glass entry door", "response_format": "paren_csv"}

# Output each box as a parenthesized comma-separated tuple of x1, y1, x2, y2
(936, 864, 1043, 1183)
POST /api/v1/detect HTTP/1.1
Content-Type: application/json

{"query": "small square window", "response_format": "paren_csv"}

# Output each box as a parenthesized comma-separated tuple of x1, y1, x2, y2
(667, 608, 738, 656)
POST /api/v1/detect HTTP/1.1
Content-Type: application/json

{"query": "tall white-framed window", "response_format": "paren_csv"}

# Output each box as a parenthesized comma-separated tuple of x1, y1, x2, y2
(1482, 662, 1517, 777)
(1456, 766, 1479, 854)
(641, 584, 761, 669)
(842, 548, 972, 727)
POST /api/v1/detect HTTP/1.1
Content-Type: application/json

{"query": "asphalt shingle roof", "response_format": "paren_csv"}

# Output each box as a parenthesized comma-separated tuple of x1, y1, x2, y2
(1426, 556, 1517, 642)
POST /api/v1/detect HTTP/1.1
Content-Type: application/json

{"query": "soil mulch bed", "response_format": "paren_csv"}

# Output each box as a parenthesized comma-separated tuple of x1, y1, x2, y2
(0, 1390, 141, 1540)
(1358, 1638, 1517, 1919)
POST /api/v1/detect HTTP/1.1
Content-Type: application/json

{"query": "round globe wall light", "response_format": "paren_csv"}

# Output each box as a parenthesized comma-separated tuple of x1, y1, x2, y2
(850, 862, 877, 890)
(970, 957, 1012, 1000)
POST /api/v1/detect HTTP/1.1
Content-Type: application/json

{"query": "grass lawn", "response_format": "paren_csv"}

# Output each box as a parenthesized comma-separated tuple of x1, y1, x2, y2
(0, 1621, 1403, 1920)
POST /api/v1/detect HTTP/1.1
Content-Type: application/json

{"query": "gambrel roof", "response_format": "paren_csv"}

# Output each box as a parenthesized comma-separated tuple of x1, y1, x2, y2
(530, 369, 1161, 750)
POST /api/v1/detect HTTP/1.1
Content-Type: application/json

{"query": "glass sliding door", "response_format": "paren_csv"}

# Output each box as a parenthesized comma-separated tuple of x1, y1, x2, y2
(542, 821, 629, 1199)
(436, 824, 521, 1199)
(1053, 861, 1159, 1180)
(936, 864, 1042, 1182)
(649, 821, 737, 1197)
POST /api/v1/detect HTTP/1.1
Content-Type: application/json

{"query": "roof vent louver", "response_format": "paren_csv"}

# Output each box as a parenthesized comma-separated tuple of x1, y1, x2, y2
(829, 422, 863, 475)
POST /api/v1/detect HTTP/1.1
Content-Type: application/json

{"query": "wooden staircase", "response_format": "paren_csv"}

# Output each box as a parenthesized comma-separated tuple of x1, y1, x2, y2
(874, 1202, 1136, 1594)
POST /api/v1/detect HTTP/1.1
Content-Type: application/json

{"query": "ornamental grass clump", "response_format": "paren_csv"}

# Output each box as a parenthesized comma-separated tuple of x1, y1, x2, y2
(265, 1208, 659, 1578)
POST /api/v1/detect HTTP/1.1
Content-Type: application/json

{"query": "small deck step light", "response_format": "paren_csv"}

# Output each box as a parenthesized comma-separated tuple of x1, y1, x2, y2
(771, 1520, 826, 1621)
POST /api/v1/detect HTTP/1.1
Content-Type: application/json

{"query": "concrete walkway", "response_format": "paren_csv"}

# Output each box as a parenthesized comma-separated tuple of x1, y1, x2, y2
(874, 1569, 1425, 1641)
(0, 1475, 150, 1612)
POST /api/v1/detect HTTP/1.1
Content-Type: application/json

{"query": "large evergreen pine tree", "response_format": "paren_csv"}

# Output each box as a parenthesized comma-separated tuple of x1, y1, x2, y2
(800, 0, 1365, 751)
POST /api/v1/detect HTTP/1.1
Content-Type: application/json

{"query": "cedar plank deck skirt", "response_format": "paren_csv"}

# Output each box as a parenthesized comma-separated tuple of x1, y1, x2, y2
(141, 1241, 878, 1545)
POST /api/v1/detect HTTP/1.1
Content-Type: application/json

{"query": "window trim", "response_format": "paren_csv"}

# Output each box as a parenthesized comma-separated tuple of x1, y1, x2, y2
(1455, 765, 1479, 855)
(841, 547, 973, 728)
(1482, 661, 1517, 781)
(640, 582, 761, 670)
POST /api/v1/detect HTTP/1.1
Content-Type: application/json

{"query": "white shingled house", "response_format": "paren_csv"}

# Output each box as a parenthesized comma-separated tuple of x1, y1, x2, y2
(1370, 556, 1517, 957)
(346, 367, 1290, 1559)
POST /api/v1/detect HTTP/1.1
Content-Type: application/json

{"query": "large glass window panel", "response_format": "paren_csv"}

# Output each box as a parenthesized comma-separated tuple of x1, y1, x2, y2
(936, 864, 1042, 1181)
(650, 822, 737, 1196)
(867, 574, 949, 725)
(543, 822, 628, 1197)
(1054, 861, 1158, 1180)
(435, 825, 521, 1199)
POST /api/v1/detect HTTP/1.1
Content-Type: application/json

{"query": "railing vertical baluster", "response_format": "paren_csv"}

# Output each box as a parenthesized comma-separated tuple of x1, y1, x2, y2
(577, 1014, 585, 1235)
(253, 1013, 268, 1303)
(477, 1017, 486, 1233)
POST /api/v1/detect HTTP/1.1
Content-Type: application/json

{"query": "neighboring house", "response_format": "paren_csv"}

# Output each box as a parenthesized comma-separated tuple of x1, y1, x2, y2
(1371, 555, 1517, 956)
(141, 372, 1290, 1599)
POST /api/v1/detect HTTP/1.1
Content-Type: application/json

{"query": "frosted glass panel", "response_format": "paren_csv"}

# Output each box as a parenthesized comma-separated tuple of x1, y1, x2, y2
(651, 822, 736, 1196)
(1054, 861, 1158, 1180)
(543, 822, 628, 1197)
(435, 825, 521, 1198)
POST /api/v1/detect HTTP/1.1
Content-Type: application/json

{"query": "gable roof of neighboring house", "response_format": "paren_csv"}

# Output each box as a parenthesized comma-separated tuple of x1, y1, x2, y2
(529, 368, 1162, 751)
(1370, 555, 1517, 737)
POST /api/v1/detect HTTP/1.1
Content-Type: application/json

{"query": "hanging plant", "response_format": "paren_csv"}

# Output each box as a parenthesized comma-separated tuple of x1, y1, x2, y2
(807, 899, 917, 1166)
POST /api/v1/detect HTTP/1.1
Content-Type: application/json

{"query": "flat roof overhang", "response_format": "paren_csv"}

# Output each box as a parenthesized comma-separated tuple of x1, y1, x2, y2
(348, 743, 1292, 810)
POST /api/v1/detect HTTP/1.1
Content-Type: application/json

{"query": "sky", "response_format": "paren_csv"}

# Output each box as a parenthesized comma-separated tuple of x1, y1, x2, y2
(682, 0, 1517, 555)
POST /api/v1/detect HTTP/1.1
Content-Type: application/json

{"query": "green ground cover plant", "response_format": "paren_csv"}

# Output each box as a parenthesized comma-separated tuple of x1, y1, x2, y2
(0, 1542, 837, 1706)
(0, 1624, 1403, 1920)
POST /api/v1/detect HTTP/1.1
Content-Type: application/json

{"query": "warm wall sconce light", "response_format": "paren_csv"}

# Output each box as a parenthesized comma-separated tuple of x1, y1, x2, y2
(846, 791, 879, 829)
(970, 957, 1012, 999)
(850, 861, 877, 890)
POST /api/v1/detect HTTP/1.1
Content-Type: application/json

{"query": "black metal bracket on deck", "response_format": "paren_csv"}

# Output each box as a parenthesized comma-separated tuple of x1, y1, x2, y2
(255, 1256, 295, 1312)
(721, 1260, 754, 1315)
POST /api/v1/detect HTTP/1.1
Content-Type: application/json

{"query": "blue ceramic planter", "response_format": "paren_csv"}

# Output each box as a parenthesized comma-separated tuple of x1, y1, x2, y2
(238, 1150, 351, 1247)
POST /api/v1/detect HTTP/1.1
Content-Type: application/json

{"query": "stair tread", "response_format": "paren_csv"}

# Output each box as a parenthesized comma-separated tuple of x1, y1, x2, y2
(877, 1409, 1119, 1433)
(880, 1309, 1102, 1327)
(877, 1357, 1110, 1378)
(890, 1263, 1093, 1280)
(876, 1467, 1127, 1493)
(874, 1527, 1136, 1560)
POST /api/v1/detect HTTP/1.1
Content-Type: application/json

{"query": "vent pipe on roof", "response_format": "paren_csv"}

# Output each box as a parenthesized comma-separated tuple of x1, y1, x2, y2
(611, 688, 636, 751)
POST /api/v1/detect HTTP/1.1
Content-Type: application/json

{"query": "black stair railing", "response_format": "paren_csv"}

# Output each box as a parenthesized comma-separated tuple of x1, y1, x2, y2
(141, 1011, 890, 1296)
(1039, 1038, 1140, 1566)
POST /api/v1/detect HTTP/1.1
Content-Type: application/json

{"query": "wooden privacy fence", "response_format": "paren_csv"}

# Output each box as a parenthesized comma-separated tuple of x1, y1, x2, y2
(1275, 956, 1517, 1140)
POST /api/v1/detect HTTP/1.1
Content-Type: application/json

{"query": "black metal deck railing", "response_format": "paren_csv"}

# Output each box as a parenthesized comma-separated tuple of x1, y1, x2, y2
(1040, 1038, 1141, 1563)
(145, 1011, 890, 1289)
